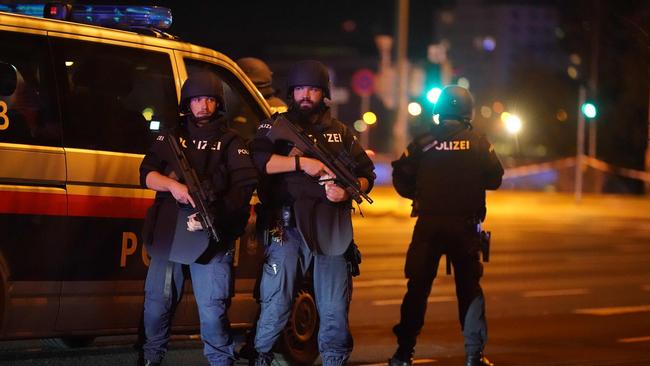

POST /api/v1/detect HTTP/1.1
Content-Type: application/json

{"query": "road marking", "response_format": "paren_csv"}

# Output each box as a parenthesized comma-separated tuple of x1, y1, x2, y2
(574, 304, 650, 316)
(522, 288, 589, 297)
(354, 278, 407, 288)
(360, 359, 438, 366)
(618, 335, 650, 343)
(373, 296, 455, 306)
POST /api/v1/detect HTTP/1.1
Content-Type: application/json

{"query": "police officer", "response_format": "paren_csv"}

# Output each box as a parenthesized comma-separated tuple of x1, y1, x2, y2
(236, 57, 287, 114)
(389, 85, 503, 366)
(250, 60, 375, 366)
(139, 72, 257, 366)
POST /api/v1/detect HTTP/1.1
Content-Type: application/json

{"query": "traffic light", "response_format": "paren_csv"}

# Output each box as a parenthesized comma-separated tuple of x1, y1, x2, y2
(426, 87, 442, 104)
(581, 102, 597, 119)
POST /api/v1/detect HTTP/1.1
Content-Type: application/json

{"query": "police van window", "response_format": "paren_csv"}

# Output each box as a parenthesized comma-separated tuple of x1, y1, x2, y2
(184, 58, 267, 141)
(0, 30, 61, 147)
(51, 38, 178, 154)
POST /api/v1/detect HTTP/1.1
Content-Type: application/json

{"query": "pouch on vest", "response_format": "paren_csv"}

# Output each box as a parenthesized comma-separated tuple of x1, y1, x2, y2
(168, 206, 210, 264)
(294, 198, 353, 256)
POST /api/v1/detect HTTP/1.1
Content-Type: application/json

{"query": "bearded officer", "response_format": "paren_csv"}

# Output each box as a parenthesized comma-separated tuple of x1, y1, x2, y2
(249, 60, 375, 366)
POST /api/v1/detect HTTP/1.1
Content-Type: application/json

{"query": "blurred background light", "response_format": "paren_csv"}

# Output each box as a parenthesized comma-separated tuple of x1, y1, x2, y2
(354, 119, 368, 132)
(362, 111, 377, 124)
(408, 102, 422, 116)
(503, 113, 523, 134)
(426, 87, 443, 104)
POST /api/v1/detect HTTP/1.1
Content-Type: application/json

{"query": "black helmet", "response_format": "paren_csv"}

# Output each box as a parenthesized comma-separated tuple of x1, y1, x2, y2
(286, 60, 330, 99)
(433, 85, 474, 123)
(236, 57, 274, 97)
(180, 72, 225, 114)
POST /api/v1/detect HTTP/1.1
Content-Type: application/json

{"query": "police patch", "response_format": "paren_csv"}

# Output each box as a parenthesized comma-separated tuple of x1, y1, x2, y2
(434, 140, 471, 151)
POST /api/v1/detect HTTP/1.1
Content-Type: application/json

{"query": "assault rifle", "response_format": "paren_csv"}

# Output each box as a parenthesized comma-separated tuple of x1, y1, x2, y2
(166, 132, 220, 242)
(266, 115, 373, 204)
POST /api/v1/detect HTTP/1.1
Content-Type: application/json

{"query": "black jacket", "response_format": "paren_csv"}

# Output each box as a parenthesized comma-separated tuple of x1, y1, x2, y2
(140, 115, 257, 262)
(392, 121, 503, 218)
(251, 108, 376, 255)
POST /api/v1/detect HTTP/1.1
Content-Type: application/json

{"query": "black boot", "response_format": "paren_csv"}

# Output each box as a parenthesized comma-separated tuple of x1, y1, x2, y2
(465, 353, 494, 366)
(252, 351, 274, 366)
(136, 352, 160, 366)
(388, 346, 414, 366)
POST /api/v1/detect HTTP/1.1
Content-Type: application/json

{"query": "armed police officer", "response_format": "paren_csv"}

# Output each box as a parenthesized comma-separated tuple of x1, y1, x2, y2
(389, 86, 503, 366)
(138, 72, 257, 366)
(250, 60, 375, 366)
(236, 57, 287, 114)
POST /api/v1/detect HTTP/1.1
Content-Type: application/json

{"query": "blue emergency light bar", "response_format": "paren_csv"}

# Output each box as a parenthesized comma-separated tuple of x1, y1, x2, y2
(0, 3, 172, 30)
(0, 4, 45, 17)
(68, 5, 172, 30)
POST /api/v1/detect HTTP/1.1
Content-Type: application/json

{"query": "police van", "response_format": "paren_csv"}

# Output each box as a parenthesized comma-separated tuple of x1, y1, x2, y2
(0, 4, 317, 364)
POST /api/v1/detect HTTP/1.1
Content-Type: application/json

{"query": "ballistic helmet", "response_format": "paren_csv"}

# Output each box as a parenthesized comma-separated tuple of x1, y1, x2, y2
(286, 60, 330, 99)
(236, 57, 274, 97)
(180, 72, 225, 113)
(433, 85, 474, 123)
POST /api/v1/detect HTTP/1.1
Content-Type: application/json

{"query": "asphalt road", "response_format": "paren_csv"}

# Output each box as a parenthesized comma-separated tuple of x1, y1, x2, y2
(1, 189, 649, 365)
(349, 189, 650, 366)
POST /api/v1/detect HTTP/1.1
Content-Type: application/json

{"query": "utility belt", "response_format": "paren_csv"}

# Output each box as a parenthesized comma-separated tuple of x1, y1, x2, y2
(268, 205, 296, 228)
(257, 204, 296, 245)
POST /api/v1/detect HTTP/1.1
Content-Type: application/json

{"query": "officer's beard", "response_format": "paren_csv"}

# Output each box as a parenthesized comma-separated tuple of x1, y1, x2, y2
(288, 98, 328, 124)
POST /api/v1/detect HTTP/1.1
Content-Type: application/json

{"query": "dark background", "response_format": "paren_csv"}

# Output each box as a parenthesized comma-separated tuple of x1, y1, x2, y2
(5, 0, 649, 192)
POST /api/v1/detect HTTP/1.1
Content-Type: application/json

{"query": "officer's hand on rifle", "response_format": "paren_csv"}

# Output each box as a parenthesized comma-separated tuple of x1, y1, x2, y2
(186, 213, 203, 232)
(299, 156, 335, 178)
(169, 180, 196, 208)
(325, 181, 350, 202)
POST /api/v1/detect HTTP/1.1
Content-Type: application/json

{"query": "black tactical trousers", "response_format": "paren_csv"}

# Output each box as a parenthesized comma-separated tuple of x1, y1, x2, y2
(393, 215, 487, 357)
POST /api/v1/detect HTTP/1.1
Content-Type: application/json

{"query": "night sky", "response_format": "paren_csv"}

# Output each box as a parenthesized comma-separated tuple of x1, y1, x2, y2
(19, 0, 650, 192)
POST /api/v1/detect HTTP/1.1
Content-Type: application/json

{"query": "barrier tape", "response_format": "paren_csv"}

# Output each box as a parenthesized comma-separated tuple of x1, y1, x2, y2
(504, 156, 650, 183)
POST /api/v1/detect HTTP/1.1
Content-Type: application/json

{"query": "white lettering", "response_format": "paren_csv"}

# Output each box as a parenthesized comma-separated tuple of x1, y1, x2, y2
(196, 140, 208, 150)
(434, 140, 471, 151)
(324, 133, 342, 143)
(258, 123, 273, 130)
(238, 149, 249, 155)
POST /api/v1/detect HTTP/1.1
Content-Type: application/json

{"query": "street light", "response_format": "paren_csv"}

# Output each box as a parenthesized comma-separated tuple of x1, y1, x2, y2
(502, 112, 522, 153)
(503, 113, 522, 134)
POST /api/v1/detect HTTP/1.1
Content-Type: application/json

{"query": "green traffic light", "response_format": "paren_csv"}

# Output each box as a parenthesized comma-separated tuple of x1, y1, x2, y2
(426, 87, 442, 104)
(581, 102, 597, 119)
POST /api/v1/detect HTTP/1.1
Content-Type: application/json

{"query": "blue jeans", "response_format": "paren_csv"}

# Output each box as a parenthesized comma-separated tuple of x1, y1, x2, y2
(143, 253, 235, 366)
(254, 227, 353, 366)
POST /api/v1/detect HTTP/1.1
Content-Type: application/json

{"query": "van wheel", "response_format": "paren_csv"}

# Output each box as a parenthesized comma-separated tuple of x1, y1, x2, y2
(42, 336, 95, 349)
(275, 289, 319, 365)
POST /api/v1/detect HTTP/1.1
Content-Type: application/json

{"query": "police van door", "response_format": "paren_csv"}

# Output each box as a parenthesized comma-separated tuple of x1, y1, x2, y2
(0, 27, 65, 338)
(49, 35, 179, 333)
